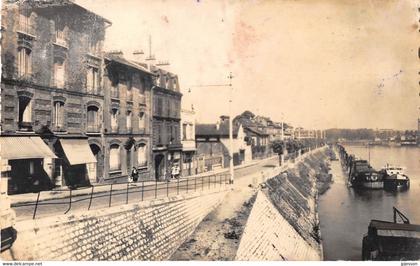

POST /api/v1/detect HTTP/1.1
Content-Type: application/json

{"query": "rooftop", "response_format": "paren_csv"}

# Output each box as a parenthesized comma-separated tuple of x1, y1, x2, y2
(196, 122, 240, 138)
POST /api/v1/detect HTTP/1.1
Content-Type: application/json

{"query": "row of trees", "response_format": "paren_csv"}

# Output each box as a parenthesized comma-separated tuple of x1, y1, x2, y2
(271, 138, 324, 155)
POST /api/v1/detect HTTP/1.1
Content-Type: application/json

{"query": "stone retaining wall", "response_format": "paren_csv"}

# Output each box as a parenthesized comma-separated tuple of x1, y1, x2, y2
(235, 148, 329, 260)
(2, 189, 227, 261)
(235, 191, 320, 260)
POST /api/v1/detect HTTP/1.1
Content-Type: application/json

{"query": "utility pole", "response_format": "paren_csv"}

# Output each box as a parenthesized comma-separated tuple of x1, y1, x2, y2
(188, 72, 235, 184)
(228, 72, 234, 184)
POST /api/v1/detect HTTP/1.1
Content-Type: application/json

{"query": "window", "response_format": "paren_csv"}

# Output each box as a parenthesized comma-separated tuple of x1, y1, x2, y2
(168, 125, 172, 144)
(126, 111, 132, 131)
(126, 81, 133, 101)
(138, 112, 145, 129)
(182, 123, 187, 141)
(53, 57, 65, 88)
(53, 101, 65, 129)
(87, 106, 99, 132)
(166, 99, 170, 117)
(29, 161, 35, 175)
(17, 47, 32, 77)
(111, 108, 119, 132)
(173, 78, 177, 90)
(54, 18, 67, 47)
(137, 144, 147, 167)
(89, 38, 101, 55)
(109, 144, 121, 171)
(156, 97, 163, 116)
(18, 96, 32, 130)
(189, 124, 194, 140)
(19, 13, 32, 34)
(86, 66, 99, 94)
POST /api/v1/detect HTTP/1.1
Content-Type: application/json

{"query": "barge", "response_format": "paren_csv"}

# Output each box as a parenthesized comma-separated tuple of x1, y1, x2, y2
(379, 165, 410, 191)
(348, 159, 383, 189)
(362, 208, 420, 260)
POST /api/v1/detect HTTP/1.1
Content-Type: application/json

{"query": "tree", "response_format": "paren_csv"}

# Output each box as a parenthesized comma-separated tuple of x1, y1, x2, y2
(271, 140, 285, 155)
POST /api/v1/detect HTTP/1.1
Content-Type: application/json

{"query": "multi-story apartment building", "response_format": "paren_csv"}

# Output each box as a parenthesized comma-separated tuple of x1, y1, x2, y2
(102, 52, 154, 181)
(151, 67, 182, 180)
(180, 107, 197, 176)
(0, 1, 111, 194)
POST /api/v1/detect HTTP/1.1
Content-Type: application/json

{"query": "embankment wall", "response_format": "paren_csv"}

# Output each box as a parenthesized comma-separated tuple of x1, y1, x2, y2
(236, 148, 330, 260)
(2, 189, 227, 261)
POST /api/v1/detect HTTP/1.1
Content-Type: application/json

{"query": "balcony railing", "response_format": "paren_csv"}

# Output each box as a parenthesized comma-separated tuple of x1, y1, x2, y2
(17, 22, 35, 37)
(87, 125, 100, 133)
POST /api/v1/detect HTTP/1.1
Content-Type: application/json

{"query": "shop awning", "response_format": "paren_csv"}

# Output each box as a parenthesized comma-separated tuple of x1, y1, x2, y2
(60, 139, 97, 165)
(0, 136, 57, 160)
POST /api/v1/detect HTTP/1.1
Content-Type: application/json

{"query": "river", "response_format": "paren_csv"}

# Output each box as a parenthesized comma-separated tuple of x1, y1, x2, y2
(318, 145, 420, 260)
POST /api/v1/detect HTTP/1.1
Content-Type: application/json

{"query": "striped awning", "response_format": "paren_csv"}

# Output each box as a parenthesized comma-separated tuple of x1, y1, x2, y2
(0, 136, 57, 160)
(60, 139, 97, 165)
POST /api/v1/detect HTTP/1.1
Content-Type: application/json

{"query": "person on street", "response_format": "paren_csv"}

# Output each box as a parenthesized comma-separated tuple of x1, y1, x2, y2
(130, 167, 138, 182)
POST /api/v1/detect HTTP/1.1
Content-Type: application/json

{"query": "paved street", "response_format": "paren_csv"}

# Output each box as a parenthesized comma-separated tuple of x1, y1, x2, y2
(12, 157, 278, 221)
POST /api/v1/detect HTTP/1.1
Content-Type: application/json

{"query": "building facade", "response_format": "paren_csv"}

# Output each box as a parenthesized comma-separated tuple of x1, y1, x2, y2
(1, 1, 110, 193)
(242, 126, 271, 159)
(102, 53, 154, 181)
(196, 116, 252, 172)
(151, 67, 182, 180)
(180, 107, 197, 176)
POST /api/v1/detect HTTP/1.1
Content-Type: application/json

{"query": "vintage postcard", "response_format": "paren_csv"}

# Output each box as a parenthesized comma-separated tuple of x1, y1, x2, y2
(0, 0, 419, 264)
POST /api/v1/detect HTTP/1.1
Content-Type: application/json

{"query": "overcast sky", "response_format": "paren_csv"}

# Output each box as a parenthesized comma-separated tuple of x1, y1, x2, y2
(78, 0, 419, 130)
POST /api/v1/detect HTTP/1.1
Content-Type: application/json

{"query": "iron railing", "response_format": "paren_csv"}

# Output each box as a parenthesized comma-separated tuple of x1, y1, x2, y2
(12, 173, 230, 220)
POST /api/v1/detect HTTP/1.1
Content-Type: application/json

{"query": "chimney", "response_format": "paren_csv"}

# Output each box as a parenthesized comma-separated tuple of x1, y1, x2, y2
(220, 115, 230, 123)
(132, 50, 145, 63)
(216, 121, 220, 130)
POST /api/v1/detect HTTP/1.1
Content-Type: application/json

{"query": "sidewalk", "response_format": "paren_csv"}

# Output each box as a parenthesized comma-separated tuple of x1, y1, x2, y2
(10, 155, 278, 206)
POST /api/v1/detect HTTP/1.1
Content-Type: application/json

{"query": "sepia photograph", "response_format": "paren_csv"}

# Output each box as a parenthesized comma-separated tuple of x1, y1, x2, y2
(0, 0, 419, 264)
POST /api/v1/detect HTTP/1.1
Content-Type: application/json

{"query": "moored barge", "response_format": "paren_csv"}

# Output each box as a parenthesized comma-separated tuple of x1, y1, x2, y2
(362, 208, 420, 260)
(379, 165, 410, 191)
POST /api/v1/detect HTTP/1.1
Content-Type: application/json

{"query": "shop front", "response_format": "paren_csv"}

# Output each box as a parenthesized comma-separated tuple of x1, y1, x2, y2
(54, 137, 97, 188)
(0, 136, 57, 194)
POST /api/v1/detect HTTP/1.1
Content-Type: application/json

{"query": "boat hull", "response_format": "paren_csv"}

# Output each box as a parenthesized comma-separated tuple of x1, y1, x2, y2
(384, 179, 410, 191)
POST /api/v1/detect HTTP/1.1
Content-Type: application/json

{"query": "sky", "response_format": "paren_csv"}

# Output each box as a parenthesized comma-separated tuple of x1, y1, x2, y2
(78, 0, 419, 130)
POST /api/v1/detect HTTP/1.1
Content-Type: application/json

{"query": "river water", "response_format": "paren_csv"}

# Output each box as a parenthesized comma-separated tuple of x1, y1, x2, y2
(318, 145, 420, 260)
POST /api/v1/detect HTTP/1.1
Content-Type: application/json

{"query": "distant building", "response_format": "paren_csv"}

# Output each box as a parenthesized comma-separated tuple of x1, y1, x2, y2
(1, 1, 111, 193)
(195, 116, 251, 172)
(242, 126, 271, 159)
(180, 107, 197, 176)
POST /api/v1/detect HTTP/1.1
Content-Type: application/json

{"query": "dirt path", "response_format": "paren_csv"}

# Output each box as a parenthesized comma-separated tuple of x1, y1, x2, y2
(170, 166, 274, 260)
